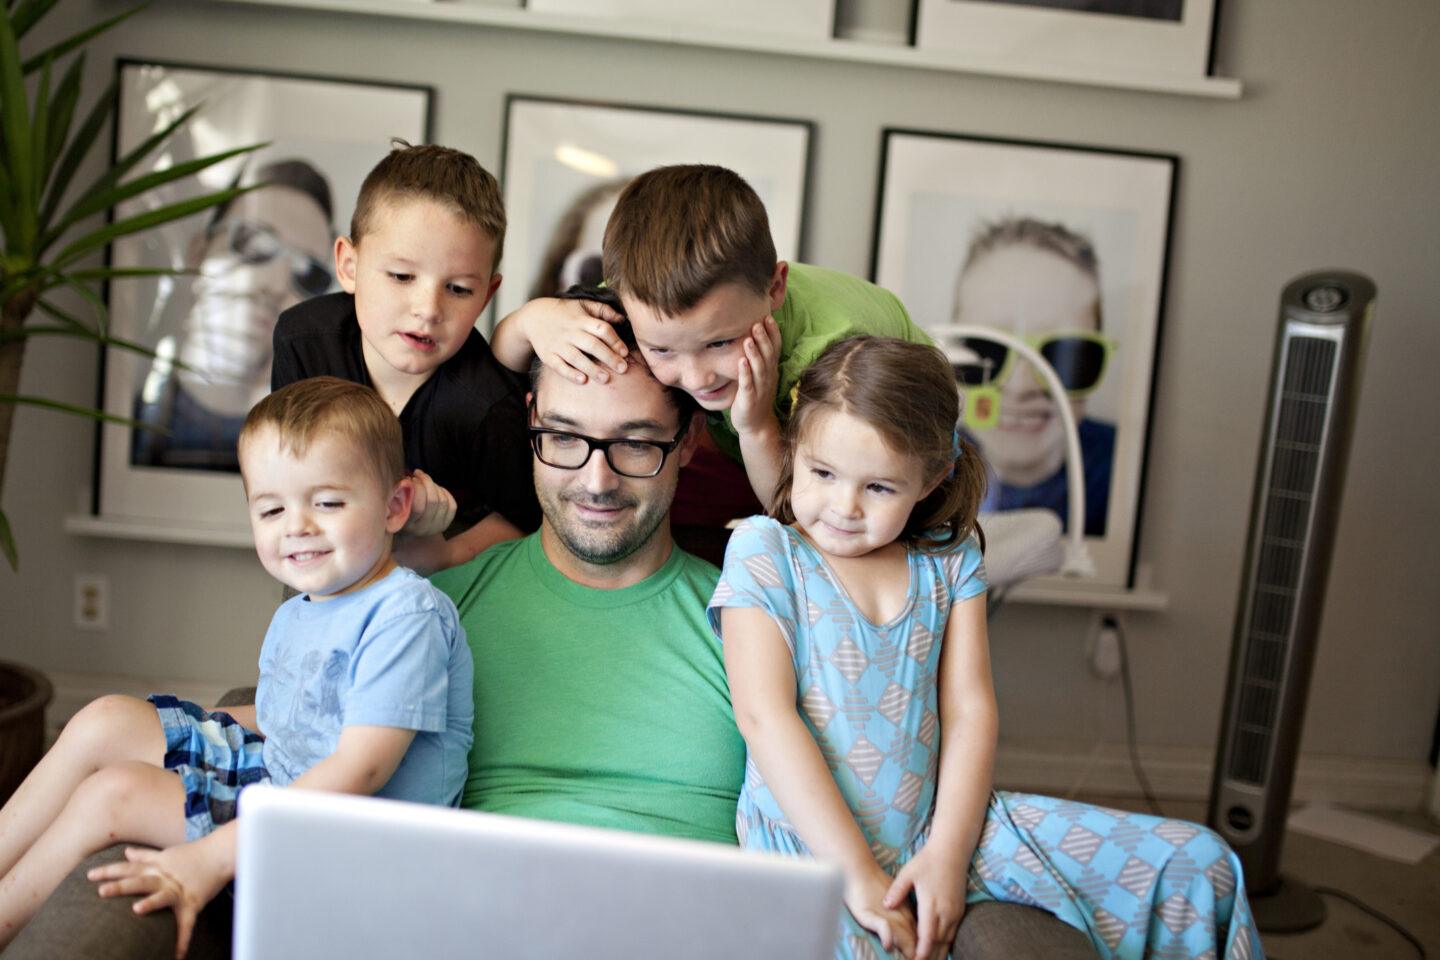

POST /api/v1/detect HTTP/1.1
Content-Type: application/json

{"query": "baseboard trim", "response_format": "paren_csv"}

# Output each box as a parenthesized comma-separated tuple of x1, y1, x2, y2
(994, 738, 1432, 812)
(41, 673, 1431, 812)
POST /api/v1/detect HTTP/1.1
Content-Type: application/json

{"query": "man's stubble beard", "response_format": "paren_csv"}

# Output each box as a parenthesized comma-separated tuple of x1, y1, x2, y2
(538, 478, 675, 567)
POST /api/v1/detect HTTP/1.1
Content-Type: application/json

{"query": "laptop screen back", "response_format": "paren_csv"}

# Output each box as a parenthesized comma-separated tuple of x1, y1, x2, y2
(234, 786, 842, 959)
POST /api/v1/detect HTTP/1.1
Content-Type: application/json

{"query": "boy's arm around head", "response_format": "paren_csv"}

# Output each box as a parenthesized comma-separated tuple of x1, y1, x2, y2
(731, 314, 785, 506)
(490, 291, 629, 383)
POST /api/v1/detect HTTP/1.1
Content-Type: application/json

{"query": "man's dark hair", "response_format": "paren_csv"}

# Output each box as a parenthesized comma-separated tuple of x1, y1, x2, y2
(527, 286, 698, 425)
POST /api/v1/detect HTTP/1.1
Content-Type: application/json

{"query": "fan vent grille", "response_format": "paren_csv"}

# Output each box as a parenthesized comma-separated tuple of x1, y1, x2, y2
(1227, 335, 1337, 786)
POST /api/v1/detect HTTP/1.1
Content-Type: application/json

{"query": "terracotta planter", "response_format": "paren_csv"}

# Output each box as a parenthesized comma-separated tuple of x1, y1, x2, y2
(0, 660, 53, 805)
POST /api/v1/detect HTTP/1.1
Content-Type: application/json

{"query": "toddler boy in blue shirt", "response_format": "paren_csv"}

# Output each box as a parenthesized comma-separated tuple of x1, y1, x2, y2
(0, 377, 472, 958)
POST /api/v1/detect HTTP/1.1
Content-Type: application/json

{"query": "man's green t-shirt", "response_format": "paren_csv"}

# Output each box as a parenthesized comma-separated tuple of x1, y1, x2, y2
(710, 261, 933, 460)
(429, 533, 745, 845)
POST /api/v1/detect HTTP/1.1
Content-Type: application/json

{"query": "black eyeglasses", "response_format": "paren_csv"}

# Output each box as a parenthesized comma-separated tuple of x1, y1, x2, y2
(528, 423, 688, 478)
(213, 220, 333, 297)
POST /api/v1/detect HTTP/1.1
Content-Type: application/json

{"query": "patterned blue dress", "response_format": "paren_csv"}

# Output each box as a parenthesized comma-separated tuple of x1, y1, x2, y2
(708, 517, 1261, 960)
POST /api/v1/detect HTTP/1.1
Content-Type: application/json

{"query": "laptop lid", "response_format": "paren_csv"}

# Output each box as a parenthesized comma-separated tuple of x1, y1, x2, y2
(234, 786, 842, 959)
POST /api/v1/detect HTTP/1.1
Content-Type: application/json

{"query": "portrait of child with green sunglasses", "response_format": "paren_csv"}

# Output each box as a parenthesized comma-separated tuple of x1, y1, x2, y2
(951, 216, 1116, 537)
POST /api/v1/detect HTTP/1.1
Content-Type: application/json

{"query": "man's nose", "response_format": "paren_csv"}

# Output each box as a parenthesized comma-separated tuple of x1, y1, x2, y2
(578, 445, 621, 492)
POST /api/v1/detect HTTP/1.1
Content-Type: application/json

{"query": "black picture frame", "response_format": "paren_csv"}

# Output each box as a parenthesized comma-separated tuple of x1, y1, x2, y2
(95, 59, 433, 538)
(494, 94, 814, 326)
(871, 128, 1179, 590)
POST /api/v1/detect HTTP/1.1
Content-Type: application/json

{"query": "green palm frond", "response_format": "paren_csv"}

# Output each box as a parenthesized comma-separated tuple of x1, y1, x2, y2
(0, 508, 15, 571)
(1, 0, 266, 570)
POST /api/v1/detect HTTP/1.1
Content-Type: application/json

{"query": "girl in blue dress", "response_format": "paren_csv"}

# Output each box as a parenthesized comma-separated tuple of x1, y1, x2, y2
(708, 335, 1259, 960)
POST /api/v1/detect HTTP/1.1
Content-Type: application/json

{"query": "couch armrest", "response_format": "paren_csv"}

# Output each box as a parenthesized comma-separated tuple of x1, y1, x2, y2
(6, 845, 232, 960)
(217, 687, 256, 708)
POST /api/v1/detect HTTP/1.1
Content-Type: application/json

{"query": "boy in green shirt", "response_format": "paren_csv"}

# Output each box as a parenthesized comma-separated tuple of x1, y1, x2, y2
(490, 164, 931, 512)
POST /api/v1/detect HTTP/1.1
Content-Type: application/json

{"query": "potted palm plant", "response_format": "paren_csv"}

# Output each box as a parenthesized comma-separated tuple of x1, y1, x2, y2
(0, 0, 263, 801)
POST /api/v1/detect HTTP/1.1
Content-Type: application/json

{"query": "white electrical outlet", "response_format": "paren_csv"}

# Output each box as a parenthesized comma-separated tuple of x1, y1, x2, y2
(74, 574, 109, 631)
(1086, 611, 1121, 680)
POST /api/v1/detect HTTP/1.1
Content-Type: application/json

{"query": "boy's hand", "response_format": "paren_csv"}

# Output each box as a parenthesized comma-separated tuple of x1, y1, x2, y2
(731, 315, 782, 437)
(403, 469, 457, 539)
(523, 297, 629, 385)
(89, 842, 231, 959)
(883, 847, 967, 960)
(845, 866, 918, 959)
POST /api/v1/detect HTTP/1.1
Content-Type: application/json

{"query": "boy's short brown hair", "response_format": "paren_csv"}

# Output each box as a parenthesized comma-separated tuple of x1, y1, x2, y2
(602, 164, 776, 316)
(239, 377, 405, 490)
(350, 140, 506, 266)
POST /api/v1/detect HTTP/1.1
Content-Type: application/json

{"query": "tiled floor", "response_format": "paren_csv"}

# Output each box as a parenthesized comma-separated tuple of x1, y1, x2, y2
(1075, 795, 1440, 960)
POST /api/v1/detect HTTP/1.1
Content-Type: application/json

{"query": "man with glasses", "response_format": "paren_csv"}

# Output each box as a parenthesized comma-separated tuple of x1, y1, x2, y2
(430, 333, 748, 844)
(132, 159, 336, 471)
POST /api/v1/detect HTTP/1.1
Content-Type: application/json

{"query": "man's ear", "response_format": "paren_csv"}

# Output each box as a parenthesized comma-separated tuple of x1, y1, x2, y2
(334, 236, 359, 294)
(386, 476, 416, 534)
(675, 411, 705, 470)
(767, 261, 790, 313)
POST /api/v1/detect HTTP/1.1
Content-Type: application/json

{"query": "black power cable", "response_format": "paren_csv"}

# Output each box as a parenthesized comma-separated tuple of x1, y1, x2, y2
(1110, 615, 1164, 816)
(1313, 886, 1427, 959)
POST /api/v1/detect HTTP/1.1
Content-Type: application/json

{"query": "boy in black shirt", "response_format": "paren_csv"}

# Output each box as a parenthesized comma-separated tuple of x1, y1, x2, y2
(272, 143, 538, 573)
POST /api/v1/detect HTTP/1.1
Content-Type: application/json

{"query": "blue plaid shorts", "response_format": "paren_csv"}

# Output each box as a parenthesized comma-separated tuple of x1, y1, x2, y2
(150, 695, 271, 841)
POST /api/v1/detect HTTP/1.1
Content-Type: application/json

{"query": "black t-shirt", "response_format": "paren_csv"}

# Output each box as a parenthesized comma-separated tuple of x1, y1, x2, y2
(272, 292, 540, 536)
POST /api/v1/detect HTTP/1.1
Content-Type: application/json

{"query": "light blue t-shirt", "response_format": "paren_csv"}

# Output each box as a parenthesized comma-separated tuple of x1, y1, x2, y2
(256, 566, 473, 806)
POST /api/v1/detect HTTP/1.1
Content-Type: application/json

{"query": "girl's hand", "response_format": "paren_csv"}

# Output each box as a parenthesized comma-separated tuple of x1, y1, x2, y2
(524, 297, 628, 384)
(846, 866, 919, 959)
(731, 315, 782, 437)
(884, 847, 968, 960)
(402, 469, 457, 539)
(89, 843, 230, 959)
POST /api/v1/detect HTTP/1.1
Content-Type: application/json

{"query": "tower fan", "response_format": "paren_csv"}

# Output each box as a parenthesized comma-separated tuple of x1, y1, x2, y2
(1207, 270, 1375, 931)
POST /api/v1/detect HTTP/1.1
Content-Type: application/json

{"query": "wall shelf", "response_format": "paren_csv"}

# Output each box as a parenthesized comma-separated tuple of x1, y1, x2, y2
(203, 0, 1243, 99)
(65, 513, 253, 549)
(1006, 580, 1169, 611)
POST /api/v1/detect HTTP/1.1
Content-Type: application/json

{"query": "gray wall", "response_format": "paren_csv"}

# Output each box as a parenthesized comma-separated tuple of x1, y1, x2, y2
(3, 0, 1438, 767)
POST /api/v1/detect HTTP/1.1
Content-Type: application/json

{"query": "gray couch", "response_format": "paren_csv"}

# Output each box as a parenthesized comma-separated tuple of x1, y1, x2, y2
(8, 689, 1097, 959)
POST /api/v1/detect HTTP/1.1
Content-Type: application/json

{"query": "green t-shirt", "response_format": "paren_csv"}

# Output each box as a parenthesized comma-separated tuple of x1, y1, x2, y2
(710, 261, 933, 460)
(429, 533, 745, 845)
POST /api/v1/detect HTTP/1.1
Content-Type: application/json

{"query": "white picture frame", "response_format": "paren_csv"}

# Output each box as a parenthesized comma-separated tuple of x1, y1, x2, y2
(494, 95, 813, 325)
(95, 61, 431, 539)
(872, 129, 1177, 590)
(913, 0, 1220, 81)
(524, 0, 836, 43)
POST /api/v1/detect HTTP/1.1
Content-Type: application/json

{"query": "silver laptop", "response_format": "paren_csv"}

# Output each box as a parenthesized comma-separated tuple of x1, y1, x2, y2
(234, 786, 842, 959)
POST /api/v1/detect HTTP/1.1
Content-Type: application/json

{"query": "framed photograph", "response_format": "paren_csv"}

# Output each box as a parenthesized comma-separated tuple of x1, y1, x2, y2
(913, 0, 1220, 81)
(872, 129, 1177, 589)
(96, 61, 432, 536)
(495, 95, 813, 324)
(524, 0, 835, 43)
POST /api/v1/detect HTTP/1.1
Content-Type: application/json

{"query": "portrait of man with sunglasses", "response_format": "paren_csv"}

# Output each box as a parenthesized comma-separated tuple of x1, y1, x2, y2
(132, 159, 335, 471)
(952, 216, 1116, 537)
